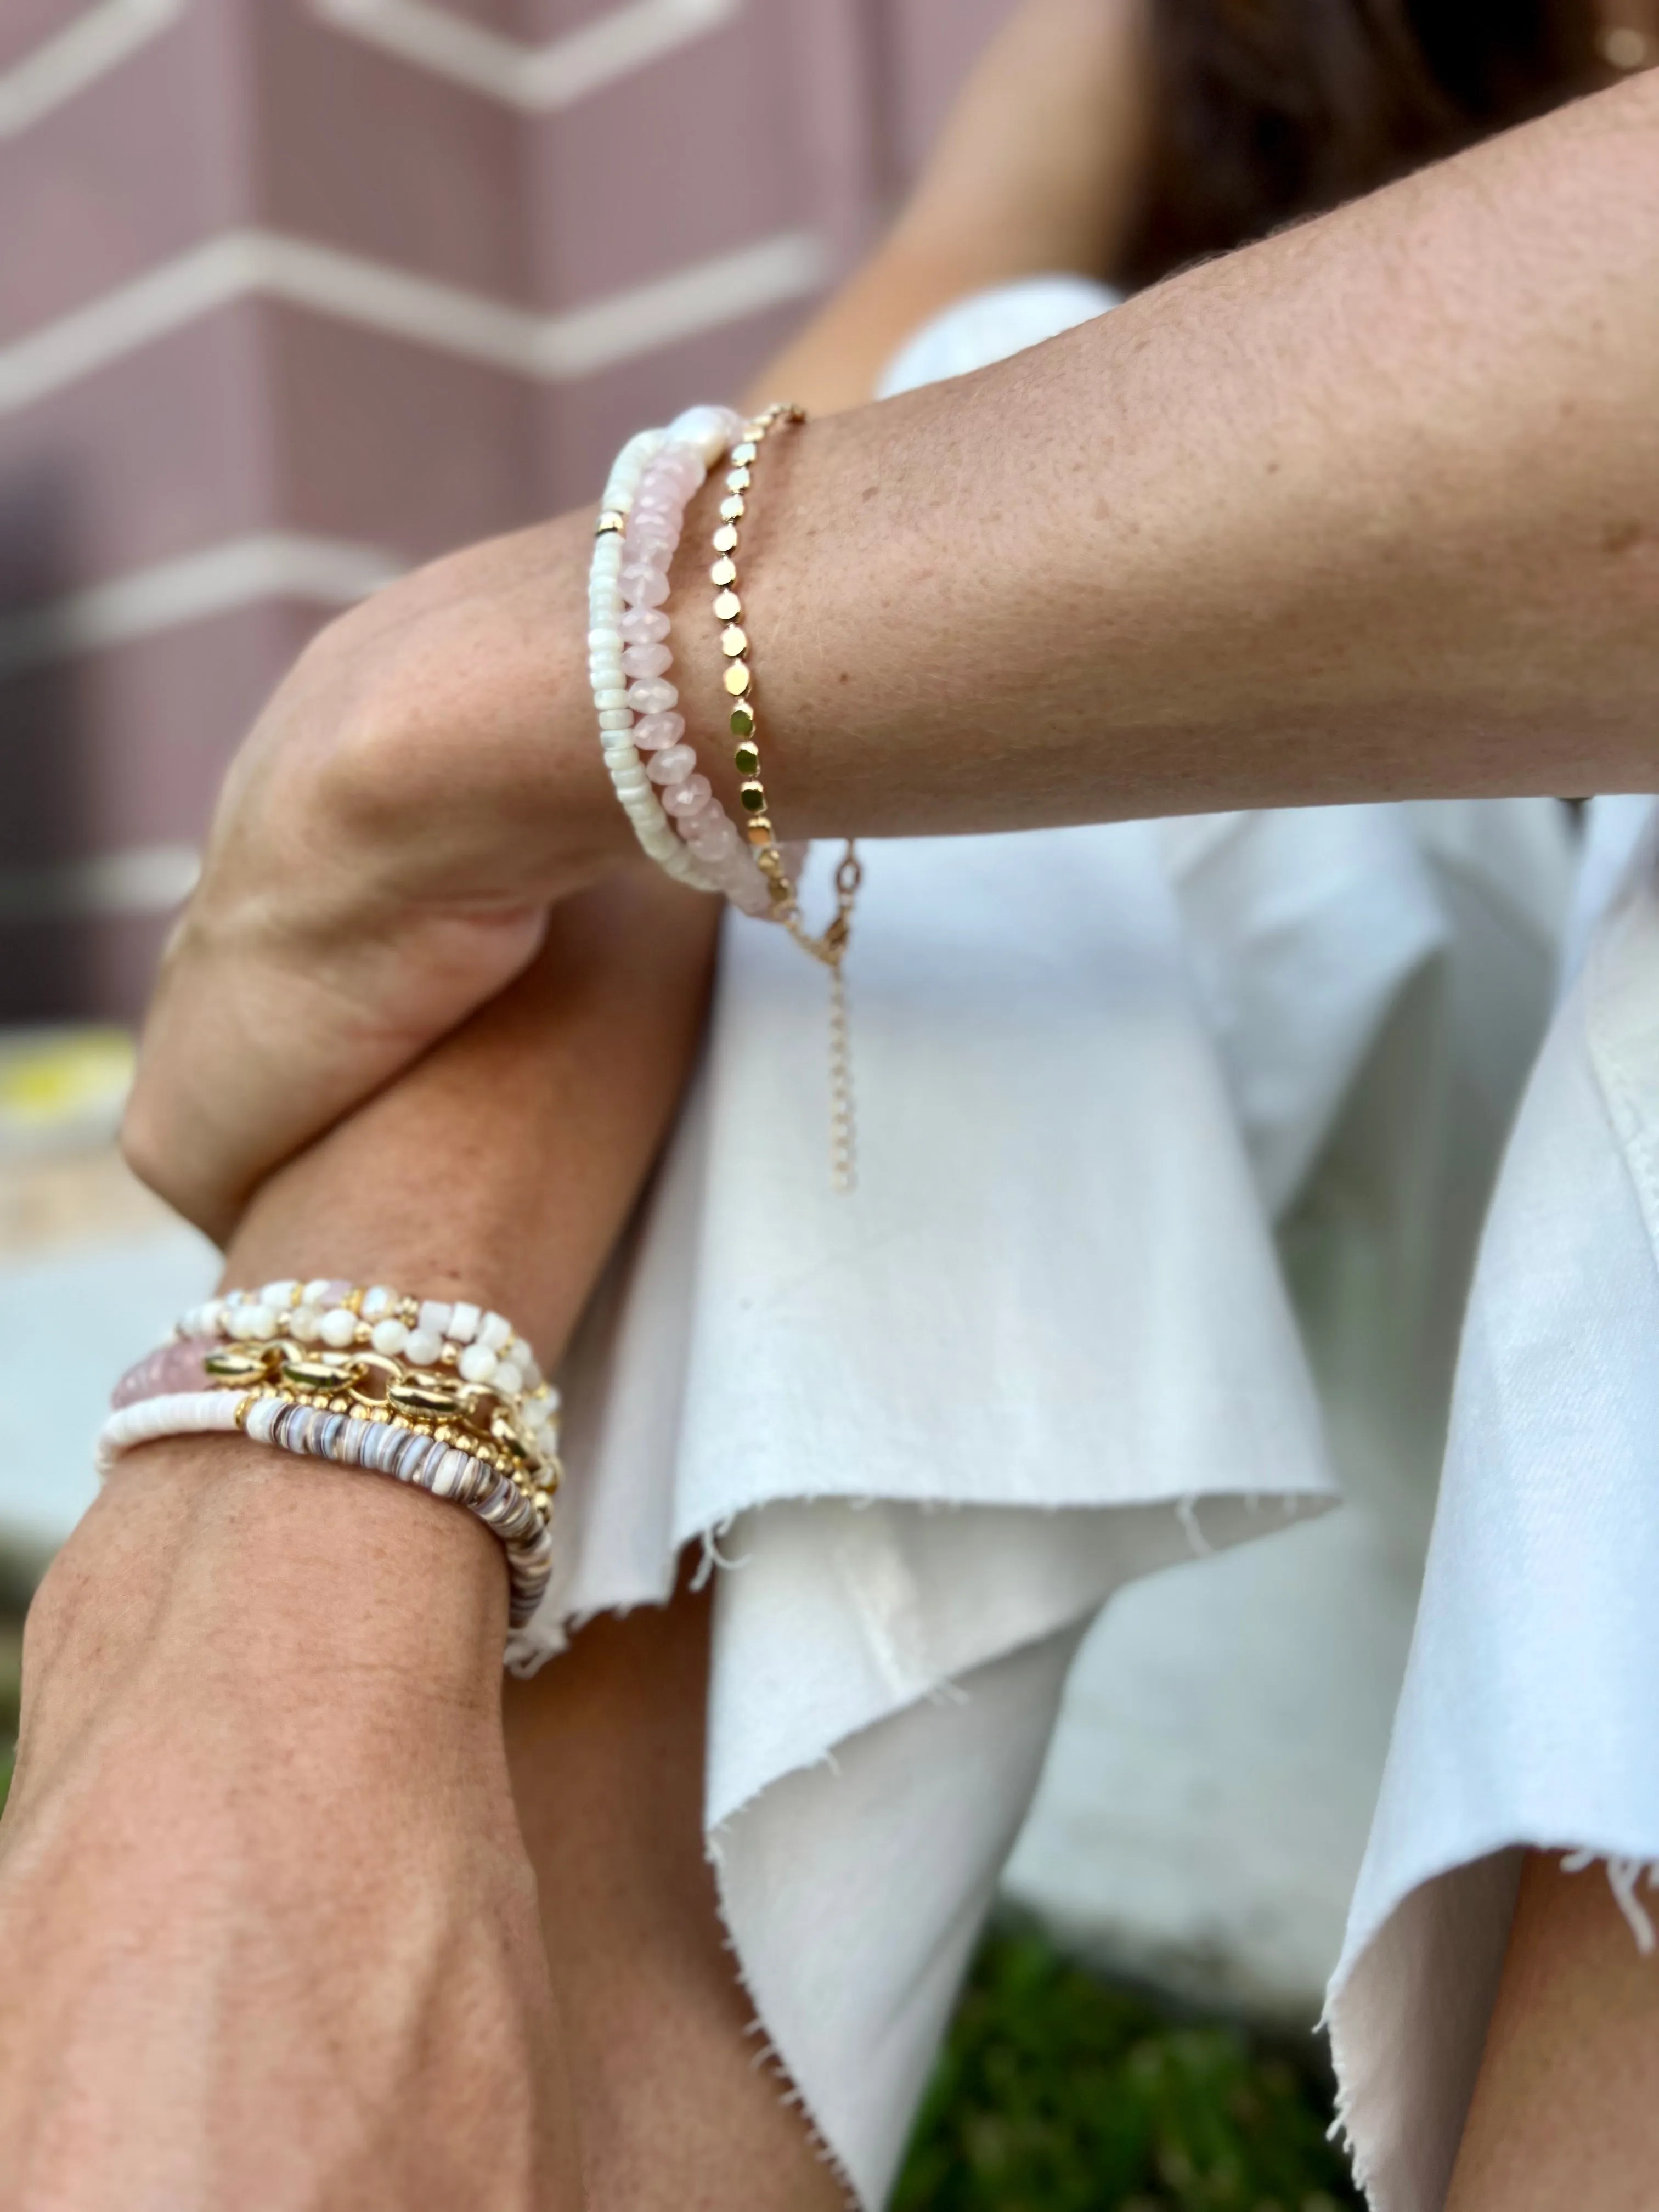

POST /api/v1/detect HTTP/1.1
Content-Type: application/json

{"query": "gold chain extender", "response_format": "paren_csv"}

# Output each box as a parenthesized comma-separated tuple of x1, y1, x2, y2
(709, 401, 862, 1192)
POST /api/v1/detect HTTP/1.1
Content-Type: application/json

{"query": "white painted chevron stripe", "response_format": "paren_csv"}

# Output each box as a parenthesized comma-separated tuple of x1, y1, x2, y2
(0, 0, 184, 140)
(0, 843, 200, 924)
(0, 227, 826, 414)
(549, 229, 825, 375)
(0, 532, 403, 676)
(309, 0, 740, 109)
(0, 0, 738, 145)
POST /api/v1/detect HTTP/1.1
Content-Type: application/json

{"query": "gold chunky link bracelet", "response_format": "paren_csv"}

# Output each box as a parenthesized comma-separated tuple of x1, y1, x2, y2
(204, 1339, 561, 1511)
(708, 402, 864, 1191)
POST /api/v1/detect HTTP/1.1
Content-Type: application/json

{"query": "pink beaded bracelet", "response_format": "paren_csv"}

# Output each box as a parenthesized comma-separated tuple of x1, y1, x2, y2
(591, 408, 771, 913)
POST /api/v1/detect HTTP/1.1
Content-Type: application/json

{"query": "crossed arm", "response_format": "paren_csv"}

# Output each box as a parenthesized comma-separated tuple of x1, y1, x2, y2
(0, 870, 844, 2209)
(126, 67, 1659, 1240)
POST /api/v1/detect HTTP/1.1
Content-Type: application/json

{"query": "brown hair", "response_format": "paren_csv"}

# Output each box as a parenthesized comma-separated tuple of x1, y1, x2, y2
(1116, 0, 1600, 289)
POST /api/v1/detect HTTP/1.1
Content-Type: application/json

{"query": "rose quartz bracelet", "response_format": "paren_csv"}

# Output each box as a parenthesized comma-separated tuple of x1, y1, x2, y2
(590, 407, 771, 915)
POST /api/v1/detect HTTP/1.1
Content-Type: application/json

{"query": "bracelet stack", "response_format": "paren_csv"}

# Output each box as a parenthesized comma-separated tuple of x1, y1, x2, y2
(100, 1280, 562, 1628)
(589, 399, 864, 1189)
(590, 407, 771, 916)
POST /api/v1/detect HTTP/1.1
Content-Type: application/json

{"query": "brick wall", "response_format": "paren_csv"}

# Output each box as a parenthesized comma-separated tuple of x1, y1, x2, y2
(0, 0, 1014, 1020)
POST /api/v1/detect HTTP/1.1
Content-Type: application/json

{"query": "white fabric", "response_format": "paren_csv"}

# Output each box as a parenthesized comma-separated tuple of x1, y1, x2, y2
(503, 272, 1578, 2207)
(1327, 797, 1659, 2211)
(1159, 804, 1446, 1215)
(1005, 799, 1572, 2017)
(1560, 793, 1655, 993)
(875, 273, 1125, 397)
(535, 822, 1338, 2203)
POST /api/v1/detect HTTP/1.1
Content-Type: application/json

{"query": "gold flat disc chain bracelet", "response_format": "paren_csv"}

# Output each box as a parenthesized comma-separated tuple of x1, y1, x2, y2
(708, 401, 863, 1192)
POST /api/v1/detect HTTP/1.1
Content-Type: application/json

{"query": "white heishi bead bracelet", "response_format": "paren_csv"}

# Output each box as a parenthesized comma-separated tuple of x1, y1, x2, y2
(97, 1387, 246, 1475)
(590, 407, 771, 916)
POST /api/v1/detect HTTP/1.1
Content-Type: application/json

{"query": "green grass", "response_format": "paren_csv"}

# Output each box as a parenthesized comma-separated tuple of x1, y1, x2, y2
(893, 1927, 1359, 2212)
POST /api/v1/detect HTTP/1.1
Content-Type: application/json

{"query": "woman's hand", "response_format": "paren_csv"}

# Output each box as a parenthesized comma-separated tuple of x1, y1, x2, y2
(124, 0, 1152, 1251)
(123, 508, 627, 1244)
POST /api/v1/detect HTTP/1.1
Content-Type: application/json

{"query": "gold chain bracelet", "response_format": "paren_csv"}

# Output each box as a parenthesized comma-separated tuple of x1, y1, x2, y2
(202, 1338, 560, 1499)
(709, 402, 863, 1191)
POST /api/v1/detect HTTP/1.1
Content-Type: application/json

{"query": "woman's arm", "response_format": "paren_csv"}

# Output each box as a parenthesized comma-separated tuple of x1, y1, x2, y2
(127, 72, 1659, 1233)
(0, 868, 724, 2210)
(710, 69, 1659, 842)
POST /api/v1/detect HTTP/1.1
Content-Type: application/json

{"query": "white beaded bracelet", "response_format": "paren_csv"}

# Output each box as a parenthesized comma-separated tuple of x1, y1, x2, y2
(97, 1386, 245, 1473)
(175, 1276, 559, 1468)
(590, 407, 771, 916)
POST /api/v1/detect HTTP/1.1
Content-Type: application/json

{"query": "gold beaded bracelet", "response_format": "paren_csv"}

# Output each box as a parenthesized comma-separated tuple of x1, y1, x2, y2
(710, 402, 864, 1191)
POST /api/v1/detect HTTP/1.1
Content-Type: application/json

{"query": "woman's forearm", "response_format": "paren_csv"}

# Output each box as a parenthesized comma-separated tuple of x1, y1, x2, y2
(687, 72, 1659, 840)
(50, 866, 716, 1742)
(126, 74, 1659, 1235)
(222, 868, 714, 1340)
(3, 871, 719, 2211)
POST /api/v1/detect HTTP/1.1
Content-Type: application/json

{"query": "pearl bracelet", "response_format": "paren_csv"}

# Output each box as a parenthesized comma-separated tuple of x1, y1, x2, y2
(171, 1277, 560, 1475)
(95, 1389, 554, 1627)
(590, 407, 771, 916)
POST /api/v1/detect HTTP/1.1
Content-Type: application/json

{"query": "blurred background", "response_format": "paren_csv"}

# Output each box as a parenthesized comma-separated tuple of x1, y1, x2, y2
(0, 5, 1588, 2205)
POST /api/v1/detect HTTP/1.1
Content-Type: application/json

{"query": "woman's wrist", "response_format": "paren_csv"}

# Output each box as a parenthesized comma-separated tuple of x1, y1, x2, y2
(20, 1435, 509, 1797)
